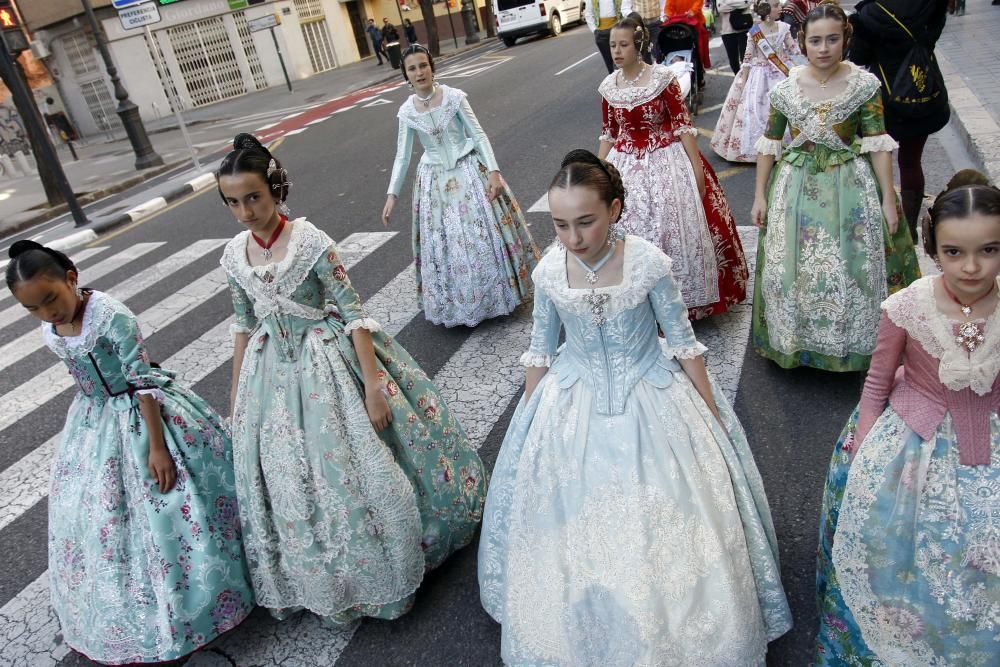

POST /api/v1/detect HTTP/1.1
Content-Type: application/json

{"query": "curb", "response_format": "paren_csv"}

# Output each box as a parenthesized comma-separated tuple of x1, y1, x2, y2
(53, 172, 218, 252)
(936, 49, 1000, 185)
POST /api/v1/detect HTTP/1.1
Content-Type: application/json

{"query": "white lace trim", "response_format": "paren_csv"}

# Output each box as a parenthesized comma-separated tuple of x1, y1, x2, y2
(343, 318, 382, 335)
(230, 323, 251, 338)
(221, 219, 336, 323)
(599, 132, 614, 142)
(532, 236, 673, 323)
(674, 126, 699, 137)
(755, 136, 783, 157)
(664, 342, 708, 360)
(859, 134, 899, 154)
(42, 291, 132, 360)
(519, 352, 553, 368)
(135, 387, 166, 403)
(397, 85, 466, 135)
(883, 276, 1000, 395)
(771, 62, 881, 152)
(598, 65, 680, 111)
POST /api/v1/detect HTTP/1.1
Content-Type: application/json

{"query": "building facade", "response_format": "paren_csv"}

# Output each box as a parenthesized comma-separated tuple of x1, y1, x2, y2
(21, 0, 488, 139)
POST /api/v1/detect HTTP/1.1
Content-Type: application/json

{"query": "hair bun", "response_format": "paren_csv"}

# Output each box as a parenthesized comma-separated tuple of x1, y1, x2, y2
(233, 133, 265, 151)
(8, 239, 44, 260)
(818, 0, 841, 6)
(561, 148, 603, 169)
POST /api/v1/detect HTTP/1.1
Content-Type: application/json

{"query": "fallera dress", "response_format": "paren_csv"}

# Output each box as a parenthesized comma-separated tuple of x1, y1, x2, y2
(599, 65, 749, 320)
(478, 236, 792, 666)
(711, 20, 804, 162)
(752, 62, 920, 371)
(43, 291, 254, 665)
(815, 277, 1000, 665)
(388, 84, 541, 327)
(222, 219, 486, 623)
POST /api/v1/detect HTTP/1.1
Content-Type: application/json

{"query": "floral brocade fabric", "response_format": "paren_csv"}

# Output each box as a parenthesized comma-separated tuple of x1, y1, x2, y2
(222, 219, 487, 622)
(42, 292, 254, 664)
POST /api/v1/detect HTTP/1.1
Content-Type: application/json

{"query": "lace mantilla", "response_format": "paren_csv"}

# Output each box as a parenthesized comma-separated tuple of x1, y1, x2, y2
(770, 62, 881, 152)
(599, 65, 680, 111)
(883, 276, 1000, 395)
(42, 291, 132, 360)
(397, 85, 466, 139)
(533, 236, 673, 323)
(221, 219, 339, 322)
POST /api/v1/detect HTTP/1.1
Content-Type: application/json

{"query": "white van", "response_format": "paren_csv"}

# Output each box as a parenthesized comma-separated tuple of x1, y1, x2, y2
(494, 0, 586, 47)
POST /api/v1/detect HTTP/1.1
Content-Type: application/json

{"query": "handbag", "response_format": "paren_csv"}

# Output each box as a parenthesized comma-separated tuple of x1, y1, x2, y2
(873, 2, 947, 119)
(729, 9, 753, 31)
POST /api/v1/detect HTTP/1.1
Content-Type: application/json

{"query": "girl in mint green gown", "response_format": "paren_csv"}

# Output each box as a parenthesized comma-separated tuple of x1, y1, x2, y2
(218, 134, 486, 624)
(6, 241, 254, 665)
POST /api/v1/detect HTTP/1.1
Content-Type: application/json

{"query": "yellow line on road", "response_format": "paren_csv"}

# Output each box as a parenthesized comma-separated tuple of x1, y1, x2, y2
(88, 137, 286, 246)
(697, 127, 714, 139)
(715, 165, 753, 180)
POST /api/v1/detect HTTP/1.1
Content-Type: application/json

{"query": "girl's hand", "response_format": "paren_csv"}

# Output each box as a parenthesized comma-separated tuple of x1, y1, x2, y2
(486, 171, 503, 202)
(148, 442, 177, 494)
(696, 170, 707, 200)
(382, 195, 396, 227)
(365, 388, 393, 432)
(882, 197, 899, 235)
(751, 196, 767, 228)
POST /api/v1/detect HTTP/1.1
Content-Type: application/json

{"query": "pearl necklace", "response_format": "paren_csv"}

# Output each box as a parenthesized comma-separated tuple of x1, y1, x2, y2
(618, 63, 647, 87)
(415, 83, 437, 107)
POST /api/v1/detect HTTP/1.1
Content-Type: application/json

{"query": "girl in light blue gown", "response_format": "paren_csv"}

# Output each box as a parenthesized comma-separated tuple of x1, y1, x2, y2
(478, 150, 792, 666)
(6, 241, 253, 664)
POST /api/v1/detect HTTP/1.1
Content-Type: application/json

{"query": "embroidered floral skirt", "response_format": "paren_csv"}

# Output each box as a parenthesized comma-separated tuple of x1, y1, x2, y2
(608, 143, 748, 320)
(816, 406, 1000, 665)
(412, 153, 540, 327)
(232, 314, 486, 623)
(48, 383, 254, 664)
(751, 151, 920, 371)
(711, 64, 786, 163)
(479, 356, 791, 666)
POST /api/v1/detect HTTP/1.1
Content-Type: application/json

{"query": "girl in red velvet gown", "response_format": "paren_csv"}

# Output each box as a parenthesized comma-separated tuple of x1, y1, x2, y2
(599, 14, 748, 320)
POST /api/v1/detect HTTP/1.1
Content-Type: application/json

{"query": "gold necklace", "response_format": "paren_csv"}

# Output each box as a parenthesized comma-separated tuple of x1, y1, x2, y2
(813, 62, 841, 89)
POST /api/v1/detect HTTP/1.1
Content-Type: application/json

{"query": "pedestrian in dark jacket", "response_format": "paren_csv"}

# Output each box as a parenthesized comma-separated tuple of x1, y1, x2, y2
(849, 0, 950, 241)
(404, 19, 419, 45)
(382, 18, 400, 43)
(366, 19, 385, 65)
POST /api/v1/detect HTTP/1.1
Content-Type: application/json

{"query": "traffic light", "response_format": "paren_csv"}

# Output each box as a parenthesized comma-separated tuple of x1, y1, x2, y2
(0, 0, 27, 55)
(0, 1, 19, 29)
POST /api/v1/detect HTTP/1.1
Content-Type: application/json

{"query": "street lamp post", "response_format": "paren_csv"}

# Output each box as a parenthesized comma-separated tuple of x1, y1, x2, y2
(80, 0, 163, 170)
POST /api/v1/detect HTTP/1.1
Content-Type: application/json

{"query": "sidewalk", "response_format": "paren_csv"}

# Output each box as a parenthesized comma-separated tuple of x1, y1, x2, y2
(935, 1, 1000, 183)
(0, 33, 494, 240)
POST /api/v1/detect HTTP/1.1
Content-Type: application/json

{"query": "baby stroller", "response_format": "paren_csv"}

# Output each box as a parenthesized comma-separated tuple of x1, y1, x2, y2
(657, 21, 704, 115)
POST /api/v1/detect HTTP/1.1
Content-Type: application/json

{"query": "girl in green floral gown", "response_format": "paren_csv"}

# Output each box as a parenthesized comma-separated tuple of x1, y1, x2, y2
(750, 2, 919, 371)
(218, 134, 486, 625)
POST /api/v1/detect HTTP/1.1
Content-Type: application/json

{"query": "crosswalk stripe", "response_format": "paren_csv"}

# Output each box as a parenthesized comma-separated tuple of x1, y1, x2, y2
(0, 242, 190, 372)
(0, 232, 403, 664)
(0, 246, 109, 310)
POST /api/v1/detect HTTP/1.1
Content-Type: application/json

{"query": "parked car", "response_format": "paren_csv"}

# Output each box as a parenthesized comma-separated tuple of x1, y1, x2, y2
(494, 0, 586, 47)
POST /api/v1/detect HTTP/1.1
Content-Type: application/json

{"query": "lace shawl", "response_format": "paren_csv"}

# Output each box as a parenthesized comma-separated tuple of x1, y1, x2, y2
(598, 65, 683, 111)
(883, 276, 1000, 396)
(397, 85, 467, 135)
(42, 291, 132, 360)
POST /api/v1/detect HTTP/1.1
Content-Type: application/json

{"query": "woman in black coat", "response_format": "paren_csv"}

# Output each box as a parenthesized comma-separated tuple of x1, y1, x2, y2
(849, 0, 949, 241)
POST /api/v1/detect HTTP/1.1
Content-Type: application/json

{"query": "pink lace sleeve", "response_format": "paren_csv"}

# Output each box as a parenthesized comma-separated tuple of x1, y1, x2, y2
(857, 312, 907, 446)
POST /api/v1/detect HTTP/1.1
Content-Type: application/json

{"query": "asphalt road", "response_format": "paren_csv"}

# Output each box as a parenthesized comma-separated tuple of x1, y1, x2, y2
(0, 23, 974, 667)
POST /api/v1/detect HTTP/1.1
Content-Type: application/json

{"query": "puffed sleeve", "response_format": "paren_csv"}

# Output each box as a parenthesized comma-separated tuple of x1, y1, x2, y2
(858, 89, 899, 154)
(458, 97, 500, 172)
(315, 244, 382, 334)
(520, 285, 562, 368)
(600, 97, 618, 142)
(649, 271, 707, 360)
(662, 76, 697, 136)
(112, 312, 167, 402)
(755, 102, 787, 157)
(855, 312, 906, 447)
(387, 115, 416, 197)
(227, 275, 257, 338)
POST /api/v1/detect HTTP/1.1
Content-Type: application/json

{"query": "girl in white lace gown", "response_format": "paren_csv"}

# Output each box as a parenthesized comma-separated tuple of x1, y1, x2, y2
(478, 150, 792, 666)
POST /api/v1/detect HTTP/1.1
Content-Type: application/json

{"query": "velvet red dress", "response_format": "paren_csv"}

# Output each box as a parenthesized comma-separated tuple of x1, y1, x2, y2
(600, 65, 748, 320)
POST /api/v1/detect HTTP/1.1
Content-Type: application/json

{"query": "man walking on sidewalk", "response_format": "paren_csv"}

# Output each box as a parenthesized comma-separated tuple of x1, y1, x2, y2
(382, 18, 401, 44)
(367, 18, 386, 65)
(584, 0, 633, 74)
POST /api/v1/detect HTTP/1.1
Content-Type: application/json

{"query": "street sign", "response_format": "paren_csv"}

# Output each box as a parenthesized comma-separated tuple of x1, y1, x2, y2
(228, 0, 248, 9)
(247, 13, 280, 32)
(112, 0, 146, 8)
(118, 2, 162, 30)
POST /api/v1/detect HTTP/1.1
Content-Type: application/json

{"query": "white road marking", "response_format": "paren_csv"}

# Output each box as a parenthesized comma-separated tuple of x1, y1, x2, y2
(554, 51, 599, 76)
(305, 116, 333, 126)
(283, 128, 308, 136)
(333, 105, 357, 114)
(528, 192, 549, 213)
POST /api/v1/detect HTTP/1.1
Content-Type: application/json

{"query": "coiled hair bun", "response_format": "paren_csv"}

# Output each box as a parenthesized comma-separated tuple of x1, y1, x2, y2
(217, 133, 291, 204)
(5, 240, 77, 291)
(550, 149, 627, 218)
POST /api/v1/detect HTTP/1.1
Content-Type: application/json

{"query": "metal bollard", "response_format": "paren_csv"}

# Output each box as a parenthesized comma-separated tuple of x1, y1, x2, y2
(14, 150, 35, 174)
(1, 153, 23, 178)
